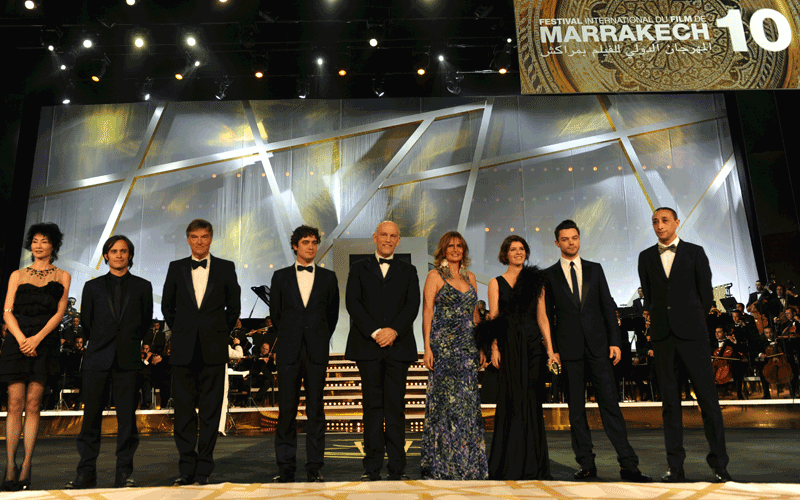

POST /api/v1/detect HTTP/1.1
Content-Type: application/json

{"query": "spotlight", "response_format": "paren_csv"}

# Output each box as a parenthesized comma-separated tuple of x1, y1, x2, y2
(41, 27, 63, 51)
(24, 0, 35, 9)
(366, 22, 383, 48)
(296, 77, 311, 98)
(62, 98, 71, 104)
(60, 64, 66, 70)
(316, 57, 324, 66)
(414, 51, 430, 76)
(194, 60, 201, 67)
(134, 37, 144, 48)
(126, 0, 136, 5)
(83, 38, 93, 48)
(491, 39, 515, 74)
(338, 69, 347, 76)
(186, 36, 196, 47)
(445, 72, 463, 95)
(438, 54, 444, 62)
(175, 73, 183, 80)
(215, 75, 231, 100)
(48, 45, 54, 51)
(369, 37, 378, 47)
(138, 77, 153, 101)
(89, 54, 110, 82)
(252, 54, 268, 79)
(372, 76, 385, 97)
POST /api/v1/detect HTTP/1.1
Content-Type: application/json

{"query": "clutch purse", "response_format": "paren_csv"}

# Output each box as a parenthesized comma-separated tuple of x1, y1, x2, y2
(547, 361, 561, 375)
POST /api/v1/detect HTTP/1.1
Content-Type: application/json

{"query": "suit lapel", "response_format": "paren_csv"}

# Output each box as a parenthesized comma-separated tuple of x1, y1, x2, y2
(289, 267, 304, 308)
(198, 256, 218, 310)
(552, 262, 580, 310)
(368, 257, 384, 281)
(101, 276, 119, 322)
(580, 259, 591, 311)
(650, 245, 669, 282)
(305, 269, 325, 308)
(669, 242, 688, 281)
(180, 259, 195, 308)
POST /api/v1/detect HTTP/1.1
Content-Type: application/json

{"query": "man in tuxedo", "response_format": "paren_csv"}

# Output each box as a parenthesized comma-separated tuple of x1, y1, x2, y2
(162, 219, 241, 486)
(638, 207, 730, 483)
(66, 235, 153, 489)
(345, 221, 420, 481)
(632, 288, 645, 316)
(270, 225, 339, 483)
(544, 220, 650, 482)
(747, 280, 770, 309)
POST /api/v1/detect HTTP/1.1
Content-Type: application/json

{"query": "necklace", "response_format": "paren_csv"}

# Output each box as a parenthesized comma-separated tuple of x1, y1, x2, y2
(26, 266, 55, 279)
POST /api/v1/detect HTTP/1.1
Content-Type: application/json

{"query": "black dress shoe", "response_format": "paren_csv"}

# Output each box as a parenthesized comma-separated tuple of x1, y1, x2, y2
(387, 471, 410, 480)
(361, 471, 381, 481)
(661, 467, 686, 482)
(620, 469, 652, 483)
(114, 470, 136, 488)
(307, 470, 324, 482)
(193, 476, 209, 485)
(713, 468, 733, 483)
(65, 471, 97, 489)
(172, 475, 194, 486)
(272, 474, 294, 483)
(573, 467, 597, 480)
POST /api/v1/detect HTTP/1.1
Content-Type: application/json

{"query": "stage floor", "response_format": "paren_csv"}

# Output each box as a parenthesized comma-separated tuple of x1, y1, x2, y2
(1, 429, 799, 497)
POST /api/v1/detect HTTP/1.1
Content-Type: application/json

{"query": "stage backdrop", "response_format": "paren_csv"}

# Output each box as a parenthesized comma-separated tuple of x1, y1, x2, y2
(23, 94, 757, 353)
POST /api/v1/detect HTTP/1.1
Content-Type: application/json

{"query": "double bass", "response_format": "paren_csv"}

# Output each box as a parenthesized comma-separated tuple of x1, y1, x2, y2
(747, 299, 768, 336)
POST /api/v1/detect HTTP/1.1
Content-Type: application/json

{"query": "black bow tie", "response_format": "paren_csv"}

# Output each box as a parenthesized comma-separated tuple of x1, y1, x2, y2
(297, 265, 313, 273)
(191, 259, 207, 270)
(379, 258, 392, 266)
(658, 244, 677, 255)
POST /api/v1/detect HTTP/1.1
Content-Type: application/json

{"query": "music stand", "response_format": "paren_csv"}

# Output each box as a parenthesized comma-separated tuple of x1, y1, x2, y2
(719, 297, 738, 313)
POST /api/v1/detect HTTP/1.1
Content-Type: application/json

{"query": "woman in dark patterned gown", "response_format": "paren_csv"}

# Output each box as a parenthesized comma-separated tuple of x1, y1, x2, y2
(1, 223, 71, 491)
(477, 235, 558, 480)
(420, 231, 488, 480)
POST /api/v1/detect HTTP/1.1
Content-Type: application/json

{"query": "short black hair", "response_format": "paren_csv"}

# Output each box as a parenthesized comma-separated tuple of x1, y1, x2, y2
(102, 235, 135, 268)
(73, 334, 85, 342)
(24, 222, 64, 263)
(554, 219, 580, 241)
(186, 219, 213, 237)
(290, 225, 320, 255)
(653, 207, 679, 220)
(497, 235, 530, 265)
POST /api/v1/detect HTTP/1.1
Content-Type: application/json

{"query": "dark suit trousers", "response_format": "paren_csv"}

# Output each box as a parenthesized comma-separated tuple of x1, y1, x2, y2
(172, 342, 225, 478)
(357, 355, 410, 474)
(562, 348, 638, 471)
(275, 340, 327, 475)
(652, 333, 728, 469)
(76, 361, 139, 474)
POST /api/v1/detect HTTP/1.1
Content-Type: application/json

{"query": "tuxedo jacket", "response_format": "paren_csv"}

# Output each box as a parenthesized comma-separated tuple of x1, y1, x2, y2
(161, 255, 241, 366)
(80, 272, 153, 372)
(269, 265, 339, 366)
(344, 256, 421, 363)
(632, 297, 645, 316)
(544, 259, 621, 361)
(637, 240, 713, 342)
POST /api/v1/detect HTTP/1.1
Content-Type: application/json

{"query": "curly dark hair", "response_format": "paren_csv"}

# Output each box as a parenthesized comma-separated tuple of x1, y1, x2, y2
(102, 235, 135, 268)
(24, 222, 64, 263)
(290, 225, 320, 255)
(498, 235, 530, 265)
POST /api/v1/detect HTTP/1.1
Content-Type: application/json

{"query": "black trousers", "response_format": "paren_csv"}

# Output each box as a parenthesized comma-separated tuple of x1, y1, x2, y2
(275, 341, 327, 476)
(76, 362, 139, 474)
(356, 355, 411, 474)
(652, 333, 728, 470)
(562, 348, 638, 471)
(171, 345, 225, 478)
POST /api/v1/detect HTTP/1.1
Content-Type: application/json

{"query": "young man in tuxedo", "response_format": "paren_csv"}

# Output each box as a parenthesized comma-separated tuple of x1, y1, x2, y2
(162, 219, 241, 486)
(270, 225, 339, 483)
(345, 221, 420, 481)
(66, 235, 153, 489)
(544, 220, 650, 483)
(638, 207, 730, 483)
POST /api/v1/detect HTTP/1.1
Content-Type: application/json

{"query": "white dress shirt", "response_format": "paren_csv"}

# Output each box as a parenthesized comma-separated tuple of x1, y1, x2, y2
(191, 255, 211, 308)
(371, 252, 394, 339)
(295, 261, 315, 307)
(658, 236, 681, 279)
(560, 255, 582, 301)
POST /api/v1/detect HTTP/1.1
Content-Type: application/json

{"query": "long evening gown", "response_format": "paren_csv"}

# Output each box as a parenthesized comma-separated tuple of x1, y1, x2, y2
(486, 270, 551, 479)
(420, 275, 488, 480)
(0, 271, 63, 384)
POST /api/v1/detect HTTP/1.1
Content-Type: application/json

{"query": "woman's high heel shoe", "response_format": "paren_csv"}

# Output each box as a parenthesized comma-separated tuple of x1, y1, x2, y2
(16, 472, 30, 491)
(2, 466, 19, 492)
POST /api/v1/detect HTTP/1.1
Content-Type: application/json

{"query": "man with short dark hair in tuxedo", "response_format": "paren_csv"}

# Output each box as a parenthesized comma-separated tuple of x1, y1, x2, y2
(544, 220, 650, 483)
(66, 235, 153, 489)
(270, 225, 339, 483)
(638, 207, 730, 483)
(632, 288, 645, 317)
(345, 221, 420, 481)
(162, 219, 241, 486)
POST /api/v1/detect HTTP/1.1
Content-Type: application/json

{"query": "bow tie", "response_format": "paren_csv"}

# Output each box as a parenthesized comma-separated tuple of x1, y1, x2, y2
(191, 259, 208, 270)
(379, 258, 392, 266)
(658, 244, 677, 255)
(297, 265, 313, 273)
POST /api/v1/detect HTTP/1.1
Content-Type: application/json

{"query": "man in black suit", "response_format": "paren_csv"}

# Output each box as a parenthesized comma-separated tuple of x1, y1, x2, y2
(638, 207, 730, 483)
(632, 288, 645, 316)
(162, 219, 241, 486)
(345, 221, 420, 481)
(544, 220, 650, 483)
(270, 225, 339, 483)
(66, 235, 153, 489)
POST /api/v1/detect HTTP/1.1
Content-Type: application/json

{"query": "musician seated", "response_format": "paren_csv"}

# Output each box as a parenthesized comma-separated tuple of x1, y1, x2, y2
(776, 307, 800, 397)
(249, 342, 277, 405)
(712, 325, 749, 399)
(735, 303, 756, 328)
(756, 326, 781, 399)
(632, 331, 657, 401)
(136, 343, 154, 409)
(731, 310, 759, 353)
(150, 342, 172, 408)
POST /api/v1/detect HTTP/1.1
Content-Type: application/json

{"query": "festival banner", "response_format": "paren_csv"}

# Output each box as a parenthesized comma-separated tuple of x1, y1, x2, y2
(515, 0, 800, 92)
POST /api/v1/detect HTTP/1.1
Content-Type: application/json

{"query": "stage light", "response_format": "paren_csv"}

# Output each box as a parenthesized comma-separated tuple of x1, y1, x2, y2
(498, 68, 507, 74)
(186, 36, 196, 47)
(60, 64, 66, 70)
(372, 76, 385, 97)
(338, 69, 347, 76)
(175, 73, 183, 80)
(417, 68, 425, 76)
(215, 76, 231, 100)
(255, 70, 263, 78)
(138, 77, 153, 101)
(297, 77, 310, 98)
(126, 0, 136, 5)
(366, 22, 383, 48)
(24, 1, 35, 9)
(194, 60, 201, 67)
(369, 37, 378, 47)
(445, 72, 463, 95)
(134, 37, 145, 48)
(438, 54, 444, 62)
(62, 98, 70, 104)
(252, 54, 268, 79)
(41, 27, 63, 52)
(48, 45, 54, 51)
(414, 52, 430, 76)
(317, 57, 324, 66)
(83, 38, 93, 48)
(89, 54, 110, 82)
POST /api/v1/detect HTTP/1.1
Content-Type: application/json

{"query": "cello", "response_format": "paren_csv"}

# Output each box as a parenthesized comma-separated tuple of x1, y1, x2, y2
(762, 342, 793, 386)
(712, 343, 734, 385)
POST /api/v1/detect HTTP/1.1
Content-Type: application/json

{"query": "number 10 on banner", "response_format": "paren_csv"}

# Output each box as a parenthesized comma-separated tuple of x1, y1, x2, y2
(716, 9, 793, 52)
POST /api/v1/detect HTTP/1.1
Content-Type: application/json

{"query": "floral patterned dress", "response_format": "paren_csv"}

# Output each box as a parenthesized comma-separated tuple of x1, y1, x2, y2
(420, 275, 488, 479)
